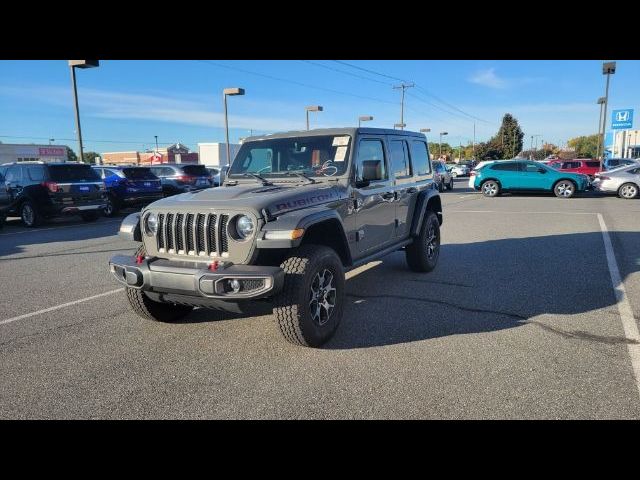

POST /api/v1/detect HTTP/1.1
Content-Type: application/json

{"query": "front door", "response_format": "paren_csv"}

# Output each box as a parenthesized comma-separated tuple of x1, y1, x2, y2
(519, 161, 553, 189)
(352, 137, 396, 254)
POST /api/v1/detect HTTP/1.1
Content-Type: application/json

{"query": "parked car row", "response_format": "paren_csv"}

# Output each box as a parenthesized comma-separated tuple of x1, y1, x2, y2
(469, 158, 640, 199)
(0, 161, 222, 227)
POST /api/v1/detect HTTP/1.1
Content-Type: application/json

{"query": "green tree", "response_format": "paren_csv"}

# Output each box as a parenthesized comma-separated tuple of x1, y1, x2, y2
(67, 147, 77, 162)
(475, 113, 525, 160)
(82, 151, 100, 164)
(428, 142, 454, 159)
(567, 134, 599, 158)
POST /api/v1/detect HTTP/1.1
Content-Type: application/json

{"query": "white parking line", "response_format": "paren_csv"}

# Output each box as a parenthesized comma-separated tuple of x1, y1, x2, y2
(0, 220, 121, 236)
(0, 289, 121, 326)
(450, 210, 596, 215)
(346, 261, 383, 280)
(597, 213, 640, 399)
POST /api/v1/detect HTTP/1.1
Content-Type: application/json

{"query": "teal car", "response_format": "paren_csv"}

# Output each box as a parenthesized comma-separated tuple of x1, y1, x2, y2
(473, 160, 589, 198)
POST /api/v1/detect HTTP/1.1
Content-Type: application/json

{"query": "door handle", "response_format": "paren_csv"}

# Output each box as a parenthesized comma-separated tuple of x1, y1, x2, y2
(381, 192, 395, 200)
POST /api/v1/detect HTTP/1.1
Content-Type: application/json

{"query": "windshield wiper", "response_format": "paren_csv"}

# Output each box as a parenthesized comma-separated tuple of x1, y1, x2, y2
(284, 171, 316, 184)
(243, 172, 273, 186)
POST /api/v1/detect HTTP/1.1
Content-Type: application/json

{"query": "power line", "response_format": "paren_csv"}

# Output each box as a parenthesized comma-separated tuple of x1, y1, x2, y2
(196, 60, 397, 106)
(301, 60, 392, 86)
(0, 135, 174, 146)
(332, 60, 408, 83)
(333, 60, 496, 126)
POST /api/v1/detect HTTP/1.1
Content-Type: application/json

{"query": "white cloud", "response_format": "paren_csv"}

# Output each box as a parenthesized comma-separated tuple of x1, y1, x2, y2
(0, 84, 304, 132)
(468, 68, 508, 89)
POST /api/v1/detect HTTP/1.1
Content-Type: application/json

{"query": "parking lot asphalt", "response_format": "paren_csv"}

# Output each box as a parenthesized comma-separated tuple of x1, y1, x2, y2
(1, 179, 640, 419)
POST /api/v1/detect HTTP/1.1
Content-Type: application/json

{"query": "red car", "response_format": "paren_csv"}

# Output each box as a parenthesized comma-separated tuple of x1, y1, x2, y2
(548, 159, 602, 179)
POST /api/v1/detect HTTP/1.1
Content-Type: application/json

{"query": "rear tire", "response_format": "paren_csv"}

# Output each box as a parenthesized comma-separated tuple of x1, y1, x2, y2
(554, 180, 576, 198)
(273, 245, 345, 347)
(406, 211, 441, 272)
(618, 182, 638, 199)
(20, 200, 42, 227)
(446, 177, 454, 190)
(125, 245, 193, 322)
(481, 180, 500, 197)
(103, 194, 119, 217)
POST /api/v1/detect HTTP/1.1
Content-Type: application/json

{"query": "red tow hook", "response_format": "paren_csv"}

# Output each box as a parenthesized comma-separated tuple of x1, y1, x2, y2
(209, 261, 219, 271)
(136, 255, 144, 265)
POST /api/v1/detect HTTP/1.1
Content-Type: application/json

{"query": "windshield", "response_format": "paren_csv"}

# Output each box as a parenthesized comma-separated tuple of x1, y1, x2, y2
(48, 164, 101, 182)
(229, 135, 351, 179)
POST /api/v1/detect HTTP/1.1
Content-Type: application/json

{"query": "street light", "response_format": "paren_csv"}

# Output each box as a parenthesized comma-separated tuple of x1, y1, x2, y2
(394, 123, 406, 130)
(223, 87, 245, 181)
(420, 128, 431, 142)
(68, 60, 99, 163)
(439, 131, 448, 157)
(49, 138, 55, 145)
(600, 61, 616, 160)
(305, 105, 323, 130)
(596, 97, 606, 159)
(358, 115, 373, 127)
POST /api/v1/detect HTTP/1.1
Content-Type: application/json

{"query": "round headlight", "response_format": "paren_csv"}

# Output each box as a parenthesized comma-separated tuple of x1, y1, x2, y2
(145, 212, 158, 236)
(236, 215, 254, 239)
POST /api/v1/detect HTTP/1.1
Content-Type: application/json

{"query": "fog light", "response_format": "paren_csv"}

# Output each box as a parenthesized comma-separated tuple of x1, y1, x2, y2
(229, 279, 241, 293)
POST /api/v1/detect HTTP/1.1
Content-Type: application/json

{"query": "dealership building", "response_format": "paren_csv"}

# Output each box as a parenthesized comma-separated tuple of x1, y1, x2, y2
(605, 129, 640, 158)
(101, 143, 198, 166)
(0, 143, 69, 164)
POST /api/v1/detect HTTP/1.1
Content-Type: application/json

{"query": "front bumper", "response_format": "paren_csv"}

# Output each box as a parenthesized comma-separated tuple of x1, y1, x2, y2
(109, 254, 284, 301)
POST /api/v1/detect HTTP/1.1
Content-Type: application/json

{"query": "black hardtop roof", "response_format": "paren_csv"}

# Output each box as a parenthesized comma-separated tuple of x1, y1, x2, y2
(242, 127, 427, 142)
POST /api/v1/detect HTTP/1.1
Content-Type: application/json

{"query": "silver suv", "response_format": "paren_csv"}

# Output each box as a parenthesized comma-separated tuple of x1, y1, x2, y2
(149, 164, 213, 197)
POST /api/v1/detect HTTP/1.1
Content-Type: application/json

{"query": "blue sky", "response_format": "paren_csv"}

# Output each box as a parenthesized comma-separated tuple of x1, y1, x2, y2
(1, 60, 638, 153)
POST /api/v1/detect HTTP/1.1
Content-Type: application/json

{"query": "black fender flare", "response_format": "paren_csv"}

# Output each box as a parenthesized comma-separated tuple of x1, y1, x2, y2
(257, 206, 350, 260)
(410, 189, 442, 237)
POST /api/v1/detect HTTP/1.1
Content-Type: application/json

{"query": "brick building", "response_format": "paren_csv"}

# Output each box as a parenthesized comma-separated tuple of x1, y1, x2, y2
(101, 143, 199, 166)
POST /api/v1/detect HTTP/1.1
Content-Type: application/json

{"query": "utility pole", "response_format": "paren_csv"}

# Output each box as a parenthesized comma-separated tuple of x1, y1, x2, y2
(393, 83, 415, 130)
(600, 62, 616, 160)
(472, 122, 476, 160)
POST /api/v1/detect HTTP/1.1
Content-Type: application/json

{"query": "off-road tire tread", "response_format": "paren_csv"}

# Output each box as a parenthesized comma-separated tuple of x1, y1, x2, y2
(273, 245, 343, 347)
(406, 211, 440, 273)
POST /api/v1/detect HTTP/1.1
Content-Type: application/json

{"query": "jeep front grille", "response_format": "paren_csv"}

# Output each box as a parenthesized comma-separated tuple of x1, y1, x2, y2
(156, 213, 229, 256)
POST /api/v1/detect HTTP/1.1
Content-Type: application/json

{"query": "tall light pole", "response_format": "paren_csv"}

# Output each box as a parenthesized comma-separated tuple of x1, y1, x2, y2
(439, 131, 448, 157)
(596, 97, 606, 159)
(223, 87, 245, 181)
(49, 138, 54, 145)
(393, 83, 415, 130)
(359, 115, 373, 127)
(600, 61, 616, 160)
(305, 105, 323, 130)
(472, 122, 476, 160)
(68, 60, 99, 163)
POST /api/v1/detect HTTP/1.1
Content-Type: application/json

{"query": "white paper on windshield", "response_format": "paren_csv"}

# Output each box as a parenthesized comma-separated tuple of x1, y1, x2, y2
(332, 136, 350, 147)
(334, 146, 347, 162)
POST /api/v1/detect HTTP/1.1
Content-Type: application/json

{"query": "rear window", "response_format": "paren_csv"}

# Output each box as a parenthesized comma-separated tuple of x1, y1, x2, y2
(48, 164, 101, 182)
(181, 165, 208, 176)
(122, 168, 157, 180)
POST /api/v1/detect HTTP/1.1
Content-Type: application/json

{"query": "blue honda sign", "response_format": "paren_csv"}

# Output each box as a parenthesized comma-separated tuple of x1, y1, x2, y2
(611, 109, 633, 129)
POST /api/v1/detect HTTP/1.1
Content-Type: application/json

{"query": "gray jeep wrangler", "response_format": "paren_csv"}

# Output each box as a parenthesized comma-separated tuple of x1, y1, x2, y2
(109, 128, 442, 347)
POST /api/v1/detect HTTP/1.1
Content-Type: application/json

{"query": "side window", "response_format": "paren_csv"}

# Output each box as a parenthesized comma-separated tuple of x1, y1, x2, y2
(355, 139, 387, 183)
(390, 140, 410, 178)
(26, 166, 45, 182)
(5, 165, 21, 183)
(524, 163, 540, 172)
(491, 162, 519, 171)
(409, 140, 430, 175)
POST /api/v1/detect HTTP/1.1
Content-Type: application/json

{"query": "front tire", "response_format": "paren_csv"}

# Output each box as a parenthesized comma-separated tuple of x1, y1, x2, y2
(20, 200, 42, 227)
(406, 211, 441, 272)
(554, 180, 576, 198)
(125, 245, 193, 322)
(618, 182, 638, 199)
(446, 177, 454, 190)
(273, 245, 345, 347)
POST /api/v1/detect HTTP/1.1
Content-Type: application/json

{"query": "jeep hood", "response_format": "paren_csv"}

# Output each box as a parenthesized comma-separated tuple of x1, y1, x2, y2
(144, 182, 344, 217)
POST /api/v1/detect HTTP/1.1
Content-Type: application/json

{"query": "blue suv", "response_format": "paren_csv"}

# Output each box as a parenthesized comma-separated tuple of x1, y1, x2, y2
(93, 165, 163, 216)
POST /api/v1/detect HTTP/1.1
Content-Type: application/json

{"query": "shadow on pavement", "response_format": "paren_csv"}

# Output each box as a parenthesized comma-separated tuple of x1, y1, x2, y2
(160, 230, 640, 350)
